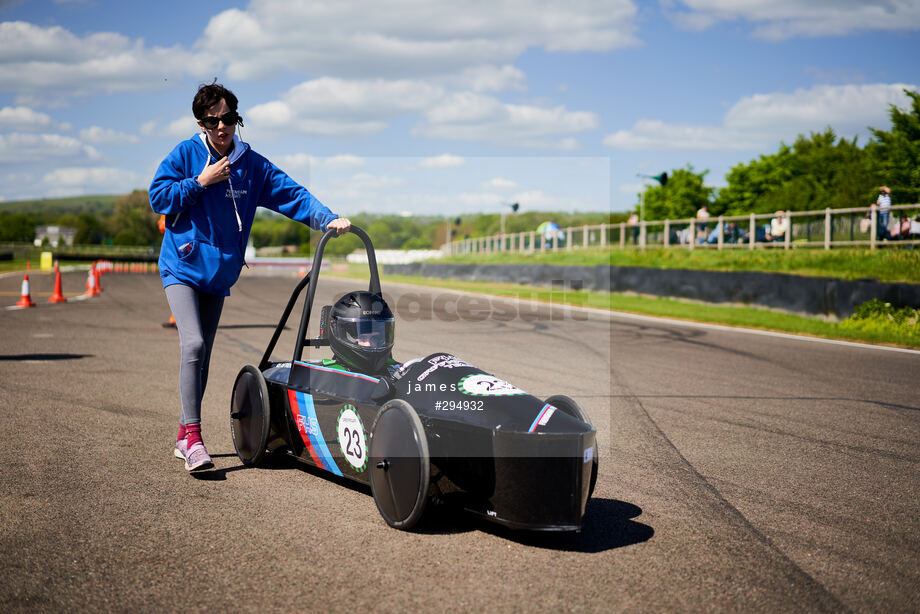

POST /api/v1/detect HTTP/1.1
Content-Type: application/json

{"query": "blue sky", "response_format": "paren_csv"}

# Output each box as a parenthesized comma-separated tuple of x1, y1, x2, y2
(1, 0, 918, 216)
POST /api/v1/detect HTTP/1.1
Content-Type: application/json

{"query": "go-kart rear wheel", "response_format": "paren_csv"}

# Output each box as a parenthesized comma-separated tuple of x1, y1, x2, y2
(545, 394, 598, 500)
(368, 399, 430, 530)
(230, 365, 271, 467)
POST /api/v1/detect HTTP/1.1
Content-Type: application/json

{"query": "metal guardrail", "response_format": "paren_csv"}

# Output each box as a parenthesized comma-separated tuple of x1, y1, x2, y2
(0, 242, 158, 262)
(446, 203, 920, 254)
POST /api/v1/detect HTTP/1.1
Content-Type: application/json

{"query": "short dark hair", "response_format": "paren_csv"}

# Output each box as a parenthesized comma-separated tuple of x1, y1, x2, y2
(192, 79, 240, 120)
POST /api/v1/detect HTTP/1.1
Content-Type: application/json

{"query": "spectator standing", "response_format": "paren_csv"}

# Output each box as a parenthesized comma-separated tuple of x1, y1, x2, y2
(770, 211, 788, 241)
(876, 186, 892, 240)
(696, 205, 710, 233)
(627, 212, 639, 244)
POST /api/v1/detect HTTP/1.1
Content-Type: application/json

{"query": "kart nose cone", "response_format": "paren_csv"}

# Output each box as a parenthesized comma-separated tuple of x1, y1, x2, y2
(486, 428, 596, 530)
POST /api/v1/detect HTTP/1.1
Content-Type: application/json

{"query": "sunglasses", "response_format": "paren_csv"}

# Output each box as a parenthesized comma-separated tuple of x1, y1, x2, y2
(199, 112, 241, 129)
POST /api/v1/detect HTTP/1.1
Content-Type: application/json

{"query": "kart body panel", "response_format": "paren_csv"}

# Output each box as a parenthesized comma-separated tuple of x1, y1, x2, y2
(261, 352, 596, 531)
(233, 226, 596, 531)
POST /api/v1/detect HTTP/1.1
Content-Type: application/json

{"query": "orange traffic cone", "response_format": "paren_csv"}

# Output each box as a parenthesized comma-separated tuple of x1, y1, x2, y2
(94, 262, 103, 293)
(15, 262, 36, 308)
(84, 263, 99, 297)
(48, 261, 67, 303)
(162, 313, 176, 328)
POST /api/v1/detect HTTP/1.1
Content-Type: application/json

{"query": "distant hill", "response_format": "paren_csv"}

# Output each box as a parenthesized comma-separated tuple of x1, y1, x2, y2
(0, 194, 120, 216)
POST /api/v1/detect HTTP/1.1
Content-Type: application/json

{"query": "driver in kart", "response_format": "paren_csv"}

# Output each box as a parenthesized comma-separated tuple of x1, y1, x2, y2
(326, 290, 397, 375)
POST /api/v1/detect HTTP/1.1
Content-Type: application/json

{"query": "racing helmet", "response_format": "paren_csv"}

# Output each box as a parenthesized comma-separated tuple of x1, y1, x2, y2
(328, 290, 394, 373)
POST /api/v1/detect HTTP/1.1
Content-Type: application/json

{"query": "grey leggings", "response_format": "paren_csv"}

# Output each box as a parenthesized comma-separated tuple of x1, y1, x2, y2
(165, 284, 225, 426)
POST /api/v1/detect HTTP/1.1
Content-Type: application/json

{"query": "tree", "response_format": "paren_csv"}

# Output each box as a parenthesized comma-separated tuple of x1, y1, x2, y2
(866, 88, 920, 204)
(715, 128, 874, 215)
(715, 145, 793, 215)
(641, 166, 713, 221)
(108, 190, 159, 246)
(0, 213, 36, 242)
(56, 212, 106, 244)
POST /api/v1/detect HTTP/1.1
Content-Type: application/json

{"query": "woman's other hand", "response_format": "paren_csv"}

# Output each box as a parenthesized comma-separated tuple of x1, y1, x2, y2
(327, 217, 351, 234)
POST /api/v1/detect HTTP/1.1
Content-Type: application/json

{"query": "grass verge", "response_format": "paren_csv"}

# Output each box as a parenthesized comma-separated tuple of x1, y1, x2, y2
(332, 267, 920, 349)
(438, 247, 920, 284)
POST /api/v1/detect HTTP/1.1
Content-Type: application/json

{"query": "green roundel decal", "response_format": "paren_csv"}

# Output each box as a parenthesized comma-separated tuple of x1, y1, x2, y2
(337, 405, 367, 472)
(458, 373, 525, 396)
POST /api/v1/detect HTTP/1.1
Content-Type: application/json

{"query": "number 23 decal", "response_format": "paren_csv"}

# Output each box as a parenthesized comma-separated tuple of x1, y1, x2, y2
(337, 406, 367, 471)
(342, 427, 363, 459)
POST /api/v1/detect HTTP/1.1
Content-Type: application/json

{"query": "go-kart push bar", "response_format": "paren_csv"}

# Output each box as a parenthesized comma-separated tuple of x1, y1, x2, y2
(258, 225, 381, 371)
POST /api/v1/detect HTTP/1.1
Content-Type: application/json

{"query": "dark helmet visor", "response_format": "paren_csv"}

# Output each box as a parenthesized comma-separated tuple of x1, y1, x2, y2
(335, 317, 394, 350)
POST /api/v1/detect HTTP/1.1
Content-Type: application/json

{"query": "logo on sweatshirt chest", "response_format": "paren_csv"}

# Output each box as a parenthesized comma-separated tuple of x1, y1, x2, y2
(225, 187, 248, 200)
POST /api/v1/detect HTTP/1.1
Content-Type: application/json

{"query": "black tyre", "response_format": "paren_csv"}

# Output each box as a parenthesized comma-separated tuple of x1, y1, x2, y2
(230, 365, 271, 467)
(545, 394, 598, 500)
(368, 399, 430, 530)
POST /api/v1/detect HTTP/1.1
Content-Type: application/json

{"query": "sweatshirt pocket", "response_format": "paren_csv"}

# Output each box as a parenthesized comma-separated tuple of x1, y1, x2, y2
(174, 239, 242, 295)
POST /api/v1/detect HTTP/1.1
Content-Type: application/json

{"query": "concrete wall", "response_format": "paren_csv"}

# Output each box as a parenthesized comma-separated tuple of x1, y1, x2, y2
(383, 263, 920, 319)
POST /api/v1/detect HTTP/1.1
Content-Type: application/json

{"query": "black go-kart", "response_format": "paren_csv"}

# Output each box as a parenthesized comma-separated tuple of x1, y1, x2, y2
(230, 226, 598, 531)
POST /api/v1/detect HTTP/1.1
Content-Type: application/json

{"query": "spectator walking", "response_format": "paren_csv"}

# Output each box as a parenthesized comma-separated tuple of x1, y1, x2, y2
(149, 81, 351, 472)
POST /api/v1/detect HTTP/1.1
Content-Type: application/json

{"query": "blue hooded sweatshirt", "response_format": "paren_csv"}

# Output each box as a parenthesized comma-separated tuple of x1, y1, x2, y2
(149, 133, 338, 296)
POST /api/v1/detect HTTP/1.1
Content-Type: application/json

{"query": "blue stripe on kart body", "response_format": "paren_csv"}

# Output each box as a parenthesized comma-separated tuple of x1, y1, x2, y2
(529, 403, 554, 433)
(292, 389, 343, 477)
(295, 361, 380, 383)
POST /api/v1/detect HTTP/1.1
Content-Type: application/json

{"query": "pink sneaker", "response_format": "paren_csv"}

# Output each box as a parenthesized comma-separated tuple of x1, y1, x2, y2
(174, 438, 187, 460)
(183, 442, 214, 472)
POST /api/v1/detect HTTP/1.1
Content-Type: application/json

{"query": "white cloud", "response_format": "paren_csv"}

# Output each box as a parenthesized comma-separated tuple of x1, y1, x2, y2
(604, 83, 916, 151)
(604, 119, 761, 151)
(316, 171, 407, 205)
(0, 105, 67, 131)
(200, 0, 639, 80)
(247, 77, 443, 136)
(247, 77, 597, 148)
(458, 191, 505, 208)
(510, 189, 560, 209)
(0, 132, 101, 162)
(273, 154, 366, 176)
(619, 182, 647, 195)
(348, 172, 405, 189)
(456, 188, 580, 212)
(79, 126, 140, 144)
(322, 154, 365, 169)
(138, 116, 200, 139)
(284, 78, 443, 118)
(415, 93, 597, 149)
(0, 21, 218, 100)
(275, 153, 316, 172)
(419, 154, 465, 169)
(40, 166, 144, 196)
(482, 177, 518, 190)
(140, 116, 198, 138)
(455, 65, 527, 93)
(723, 83, 914, 135)
(666, 0, 920, 39)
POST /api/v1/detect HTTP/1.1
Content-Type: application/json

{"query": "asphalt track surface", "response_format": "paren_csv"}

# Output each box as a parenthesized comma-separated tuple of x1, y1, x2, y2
(1, 269, 918, 613)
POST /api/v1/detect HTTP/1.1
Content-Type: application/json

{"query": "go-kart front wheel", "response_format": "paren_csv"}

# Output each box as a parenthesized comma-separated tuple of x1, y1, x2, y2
(545, 394, 598, 500)
(230, 365, 271, 467)
(368, 399, 430, 530)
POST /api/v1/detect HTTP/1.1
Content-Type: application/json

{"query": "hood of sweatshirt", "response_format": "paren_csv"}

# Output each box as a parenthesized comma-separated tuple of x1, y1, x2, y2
(196, 133, 250, 165)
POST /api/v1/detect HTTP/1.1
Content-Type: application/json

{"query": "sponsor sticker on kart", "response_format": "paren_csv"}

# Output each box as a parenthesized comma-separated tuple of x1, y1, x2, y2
(458, 373, 525, 396)
(337, 405, 367, 472)
(415, 354, 472, 381)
